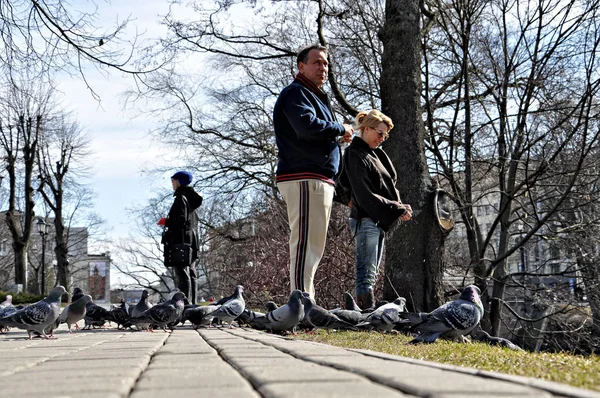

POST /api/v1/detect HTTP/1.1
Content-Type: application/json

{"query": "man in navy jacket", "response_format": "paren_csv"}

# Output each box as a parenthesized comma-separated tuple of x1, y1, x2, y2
(273, 44, 353, 299)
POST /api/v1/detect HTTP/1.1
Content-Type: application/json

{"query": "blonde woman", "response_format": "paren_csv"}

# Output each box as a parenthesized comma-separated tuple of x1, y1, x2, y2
(344, 110, 412, 311)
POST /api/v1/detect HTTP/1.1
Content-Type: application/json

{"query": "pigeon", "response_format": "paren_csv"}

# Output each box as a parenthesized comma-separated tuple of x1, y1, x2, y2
(236, 308, 265, 327)
(110, 301, 132, 329)
(0, 294, 13, 308)
(265, 301, 279, 312)
(251, 290, 304, 334)
(83, 302, 114, 329)
(405, 285, 484, 344)
(130, 290, 153, 330)
(0, 286, 66, 339)
(211, 285, 245, 328)
(471, 329, 524, 351)
(301, 295, 357, 332)
(182, 305, 220, 329)
(0, 305, 18, 332)
(343, 292, 362, 311)
(131, 290, 153, 317)
(214, 288, 239, 306)
(58, 294, 92, 333)
(130, 292, 186, 332)
(330, 308, 368, 325)
(71, 287, 85, 303)
(356, 307, 402, 332)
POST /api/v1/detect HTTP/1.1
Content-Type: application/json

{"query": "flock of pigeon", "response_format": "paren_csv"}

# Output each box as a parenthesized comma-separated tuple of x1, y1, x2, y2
(0, 283, 524, 350)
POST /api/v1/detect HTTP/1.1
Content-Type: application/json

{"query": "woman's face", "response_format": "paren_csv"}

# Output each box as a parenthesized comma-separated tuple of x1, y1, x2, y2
(362, 122, 390, 149)
(171, 178, 180, 190)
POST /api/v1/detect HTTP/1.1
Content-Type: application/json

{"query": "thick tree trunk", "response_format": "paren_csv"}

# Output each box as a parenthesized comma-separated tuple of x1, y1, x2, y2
(380, 0, 445, 311)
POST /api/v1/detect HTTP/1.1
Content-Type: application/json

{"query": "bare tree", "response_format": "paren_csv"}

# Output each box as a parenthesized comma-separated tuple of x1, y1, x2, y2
(37, 112, 93, 292)
(0, 77, 52, 291)
(0, 0, 153, 99)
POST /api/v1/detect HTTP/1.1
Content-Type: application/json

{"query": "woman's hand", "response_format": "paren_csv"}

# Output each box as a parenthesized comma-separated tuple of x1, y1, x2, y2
(399, 204, 413, 221)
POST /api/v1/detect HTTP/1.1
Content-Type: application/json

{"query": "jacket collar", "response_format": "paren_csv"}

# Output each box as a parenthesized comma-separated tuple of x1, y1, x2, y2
(295, 73, 326, 97)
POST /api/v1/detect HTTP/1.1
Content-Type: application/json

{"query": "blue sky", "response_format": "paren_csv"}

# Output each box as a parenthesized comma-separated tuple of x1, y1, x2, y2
(54, 0, 178, 280)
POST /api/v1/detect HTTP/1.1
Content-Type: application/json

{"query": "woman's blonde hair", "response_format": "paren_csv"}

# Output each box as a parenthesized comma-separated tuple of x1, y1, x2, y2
(354, 109, 394, 137)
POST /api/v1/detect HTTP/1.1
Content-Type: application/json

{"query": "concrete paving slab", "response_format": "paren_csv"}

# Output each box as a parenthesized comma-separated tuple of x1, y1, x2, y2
(1, 324, 599, 398)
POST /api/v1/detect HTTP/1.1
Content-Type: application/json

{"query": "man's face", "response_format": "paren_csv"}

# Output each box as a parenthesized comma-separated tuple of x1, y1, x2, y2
(298, 50, 328, 88)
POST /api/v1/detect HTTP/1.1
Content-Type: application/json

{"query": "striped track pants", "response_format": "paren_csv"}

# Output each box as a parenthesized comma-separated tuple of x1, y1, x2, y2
(277, 179, 334, 299)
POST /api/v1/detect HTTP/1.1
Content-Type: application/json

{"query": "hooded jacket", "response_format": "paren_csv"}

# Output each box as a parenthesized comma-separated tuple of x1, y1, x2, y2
(345, 137, 406, 232)
(164, 186, 203, 259)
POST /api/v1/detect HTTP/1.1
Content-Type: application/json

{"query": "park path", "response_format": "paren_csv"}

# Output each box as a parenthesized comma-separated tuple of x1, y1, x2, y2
(0, 326, 598, 398)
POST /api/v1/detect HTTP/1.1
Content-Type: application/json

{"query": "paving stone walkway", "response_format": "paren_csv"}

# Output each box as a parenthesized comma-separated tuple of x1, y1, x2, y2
(1, 326, 598, 398)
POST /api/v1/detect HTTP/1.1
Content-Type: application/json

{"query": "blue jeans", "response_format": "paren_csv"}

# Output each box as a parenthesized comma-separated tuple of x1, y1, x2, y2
(349, 218, 385, 296)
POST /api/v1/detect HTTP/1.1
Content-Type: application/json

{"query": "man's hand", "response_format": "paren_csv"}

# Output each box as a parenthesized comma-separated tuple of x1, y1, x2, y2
(400, 204, 413, 221)
(341, 123, 354, 143)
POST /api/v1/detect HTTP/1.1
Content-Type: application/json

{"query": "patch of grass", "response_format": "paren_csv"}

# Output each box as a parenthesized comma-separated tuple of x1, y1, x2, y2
(292, 331, 600, 392)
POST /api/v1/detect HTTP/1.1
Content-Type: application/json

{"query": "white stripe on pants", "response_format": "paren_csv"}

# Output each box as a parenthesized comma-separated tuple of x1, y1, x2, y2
(277, 179, 334, 299)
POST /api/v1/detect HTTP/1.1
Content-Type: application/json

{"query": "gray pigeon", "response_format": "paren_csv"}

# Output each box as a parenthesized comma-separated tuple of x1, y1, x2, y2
(405, 285, 484, 344)
(343, 292, 361, 311)
(356, 307, 401, 332)
(131, 290, 153, 317)
(236, 308, 265, 328)
(301, 295, 357, 332)
(182, 305, 220, 329)
(0, 305, 18, 333)
(0, 294, 13, 308)
(0, 286, 66, 339)
(212, 285, 245, 328)
(130, 290, 153, 330)
(130, 292, 186, 332)
(59, 294, 92, 333)
(252, 290, 304, 334)
(471, 329, 524, 351)
(330, 308, 368, 325)
(356, 296, 407, 332)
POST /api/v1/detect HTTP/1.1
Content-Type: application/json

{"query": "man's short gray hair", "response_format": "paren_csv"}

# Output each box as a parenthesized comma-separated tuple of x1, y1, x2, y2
(297, 44, 328, 66)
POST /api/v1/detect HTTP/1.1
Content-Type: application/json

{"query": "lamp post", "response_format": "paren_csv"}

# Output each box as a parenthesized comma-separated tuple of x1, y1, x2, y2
(37, 218, 49, 295)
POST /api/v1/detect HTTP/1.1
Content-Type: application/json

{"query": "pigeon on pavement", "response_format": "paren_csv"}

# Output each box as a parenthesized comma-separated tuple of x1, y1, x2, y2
(130, 290, 153, 330)
(471, 329, 524, 351)
(182, 305, 220, 329)
(131, 290, 153, 317)
(83, 302, 114, 329)
(131, 292, 186, 332)
(110, 301, 132, 329)
(252, 290, 304, 334)
(0, 286, 66, 339)
(343, 292, 362, 311)
(59, 294, 92, 333)
(236, 308, 265, 327)
(212, 285, 245, 328)
(0, 294, 13, 308)
(0, 305, 18, 332)
(301, 295, 357, 332)
(405, 285, 484, 344)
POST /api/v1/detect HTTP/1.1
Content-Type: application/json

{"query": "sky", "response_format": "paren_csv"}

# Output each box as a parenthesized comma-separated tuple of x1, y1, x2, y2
(54, 0, 182, 281)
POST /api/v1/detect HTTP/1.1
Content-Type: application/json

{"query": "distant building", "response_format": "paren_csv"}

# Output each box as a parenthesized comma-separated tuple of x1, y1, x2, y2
(88, 252, 111, 302)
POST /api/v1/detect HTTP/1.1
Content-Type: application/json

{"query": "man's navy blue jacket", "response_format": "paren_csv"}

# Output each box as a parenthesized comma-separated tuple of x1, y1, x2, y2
(273, 74, 345, 183)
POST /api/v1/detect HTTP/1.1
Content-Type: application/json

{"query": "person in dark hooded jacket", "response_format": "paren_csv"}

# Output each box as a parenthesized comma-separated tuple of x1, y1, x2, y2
(162, 171, 203, 304)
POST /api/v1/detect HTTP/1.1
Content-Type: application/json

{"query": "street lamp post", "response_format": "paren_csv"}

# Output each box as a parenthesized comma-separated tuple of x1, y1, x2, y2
(37, 218, 49, 295)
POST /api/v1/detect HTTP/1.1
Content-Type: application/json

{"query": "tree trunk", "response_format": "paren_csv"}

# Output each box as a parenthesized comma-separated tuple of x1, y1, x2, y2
(380, 0, 445, 311)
